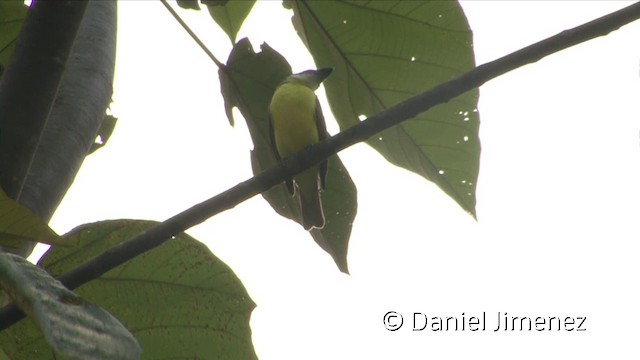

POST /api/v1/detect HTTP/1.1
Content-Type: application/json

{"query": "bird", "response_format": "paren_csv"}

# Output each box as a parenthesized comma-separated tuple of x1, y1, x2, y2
(268, 68, 333, 230)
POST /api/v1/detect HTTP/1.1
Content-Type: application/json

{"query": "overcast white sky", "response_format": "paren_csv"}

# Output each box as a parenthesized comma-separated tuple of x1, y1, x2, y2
(30, 1, 640, 359)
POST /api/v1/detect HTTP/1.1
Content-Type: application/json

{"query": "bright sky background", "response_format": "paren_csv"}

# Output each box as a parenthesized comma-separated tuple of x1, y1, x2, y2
(28, 1, 640, 359)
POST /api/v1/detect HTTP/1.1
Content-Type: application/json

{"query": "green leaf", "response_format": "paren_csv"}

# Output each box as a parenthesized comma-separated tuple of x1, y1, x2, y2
(220, 39, 356, 273)
(288, 0, 480, 217)
(0, 0, 27, 78)
(0, 188, 65, 249)
(203, 0, 255, 44)
(0, 220, 257, 359)
(0, 252, 141, 360)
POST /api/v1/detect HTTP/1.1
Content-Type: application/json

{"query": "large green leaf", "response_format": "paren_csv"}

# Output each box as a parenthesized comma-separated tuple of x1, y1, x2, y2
(0, 252, 141, 360)
(219, 38, 356, 273)
(0, 1, 27, 76)
(0, 220, 257, 359)
(288, 0, 480, 217)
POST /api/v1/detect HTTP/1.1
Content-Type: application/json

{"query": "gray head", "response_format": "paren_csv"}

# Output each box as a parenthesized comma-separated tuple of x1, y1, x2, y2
(285, 67, 334, 89)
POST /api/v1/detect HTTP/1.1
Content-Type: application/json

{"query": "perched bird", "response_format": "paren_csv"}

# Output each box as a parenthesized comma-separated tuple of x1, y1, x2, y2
(268, 68, 333, 230)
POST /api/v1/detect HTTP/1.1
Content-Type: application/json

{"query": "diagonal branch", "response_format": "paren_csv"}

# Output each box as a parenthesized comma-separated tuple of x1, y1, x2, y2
(21, 1, 117, 225)
(0, 0, 88, 202)
(0, 0, 89, 257)
(1, 1, 639, 330)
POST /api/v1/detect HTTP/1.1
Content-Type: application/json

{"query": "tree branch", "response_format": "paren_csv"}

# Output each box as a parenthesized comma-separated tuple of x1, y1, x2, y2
(0, 0, 88, 201)
(0, 0, 88, 257)
(1, 1, 639, 330)
(20, 1, 117, 224)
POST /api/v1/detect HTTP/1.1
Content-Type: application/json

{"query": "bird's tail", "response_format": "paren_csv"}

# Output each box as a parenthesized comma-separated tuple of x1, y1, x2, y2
(300, 189, 325, 230)
(296, 168, 325, 230)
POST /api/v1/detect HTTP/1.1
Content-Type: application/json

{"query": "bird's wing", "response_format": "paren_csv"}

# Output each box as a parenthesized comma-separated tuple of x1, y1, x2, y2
(268, 112, 294, 195)
(315, 97, 329, 190)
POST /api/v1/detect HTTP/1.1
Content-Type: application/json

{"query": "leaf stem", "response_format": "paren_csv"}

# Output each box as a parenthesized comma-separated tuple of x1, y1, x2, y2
(160, 0, 224, 68)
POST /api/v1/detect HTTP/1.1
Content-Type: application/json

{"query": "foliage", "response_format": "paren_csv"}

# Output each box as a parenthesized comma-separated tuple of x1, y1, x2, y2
(0, 188, 65, 251)
(219, 39, 357, 273)
(0, 252, 141, 360)
(0, 220, 256, 360)
(3, 0, 639, 358)
(288, 1, 480, 218)
(194, 0, 478, 271)
(0, 0, 482, 358)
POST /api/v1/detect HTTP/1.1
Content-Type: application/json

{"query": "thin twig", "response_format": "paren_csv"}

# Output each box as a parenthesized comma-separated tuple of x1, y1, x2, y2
(1, 1, 639, 330)
(160, 0, 224, 68)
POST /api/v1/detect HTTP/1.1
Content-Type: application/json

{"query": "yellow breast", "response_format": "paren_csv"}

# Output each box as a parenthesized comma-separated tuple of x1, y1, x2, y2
(269, 82, 319, 158)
